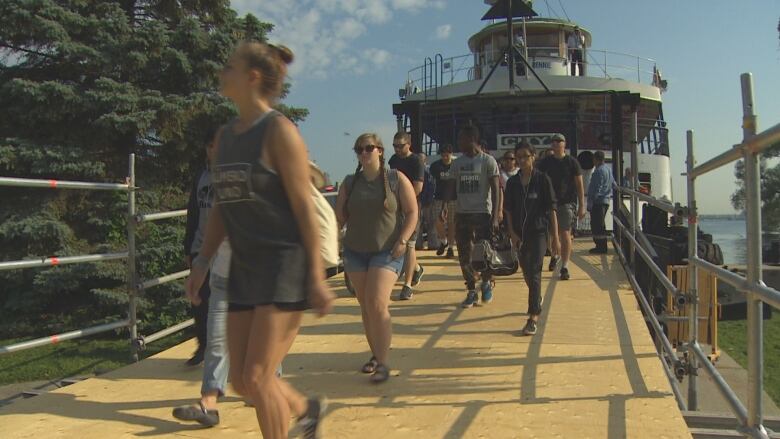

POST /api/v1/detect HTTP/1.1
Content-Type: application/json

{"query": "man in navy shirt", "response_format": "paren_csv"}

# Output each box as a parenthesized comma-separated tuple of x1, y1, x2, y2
(586, 151, 614, 254)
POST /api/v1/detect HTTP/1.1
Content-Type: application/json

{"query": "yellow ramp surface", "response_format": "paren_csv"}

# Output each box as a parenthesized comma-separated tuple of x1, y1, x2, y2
(0, 240, 691, 438)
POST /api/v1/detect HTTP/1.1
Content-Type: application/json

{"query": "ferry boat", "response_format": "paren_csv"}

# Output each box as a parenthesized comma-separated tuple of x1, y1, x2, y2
(392, 0, 672, 231)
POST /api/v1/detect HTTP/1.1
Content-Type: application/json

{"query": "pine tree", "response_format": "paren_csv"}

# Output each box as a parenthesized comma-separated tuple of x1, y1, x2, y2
(0, 0, 308, 338)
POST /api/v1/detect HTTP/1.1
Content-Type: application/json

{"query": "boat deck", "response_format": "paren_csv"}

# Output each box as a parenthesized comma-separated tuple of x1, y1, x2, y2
(0, 240, 691, 438)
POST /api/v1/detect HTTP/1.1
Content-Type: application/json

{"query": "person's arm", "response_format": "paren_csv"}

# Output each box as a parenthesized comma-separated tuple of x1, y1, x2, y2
(490, 175, 500, 227)
(504, 180, 520, 245)
(544, 175, 560, 254)
(488, 157, 501, 228)
(185, 206, 227, 305)
(183, 173, 200, 261)
(335, 176, 352, 229)
(392, 172, 420, 258)
(587, 168, 600, 212)
(412, 157, 425, 196)
(573, 160, 586, 219)
(267, 117, 333, 315)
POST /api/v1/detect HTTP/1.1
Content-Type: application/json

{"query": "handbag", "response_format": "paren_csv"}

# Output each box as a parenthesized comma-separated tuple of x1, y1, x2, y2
(470, 229, 519, 276)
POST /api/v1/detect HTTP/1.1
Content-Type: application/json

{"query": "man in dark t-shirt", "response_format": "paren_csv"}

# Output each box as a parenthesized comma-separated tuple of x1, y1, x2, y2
(389, 131, 425, 300)
(429, 144, 457, 258)
(536, 133, 585, 281)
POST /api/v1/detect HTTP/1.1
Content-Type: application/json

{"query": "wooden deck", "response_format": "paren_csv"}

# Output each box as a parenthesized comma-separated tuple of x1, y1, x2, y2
(0, 240, 691, 438)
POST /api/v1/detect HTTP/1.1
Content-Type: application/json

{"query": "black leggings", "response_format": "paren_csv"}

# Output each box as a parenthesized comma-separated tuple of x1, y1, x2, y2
(519, 233, 547, 316)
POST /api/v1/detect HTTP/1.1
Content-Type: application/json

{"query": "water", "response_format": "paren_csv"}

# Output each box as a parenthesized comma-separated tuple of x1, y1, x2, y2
(698, 217, 747, 265)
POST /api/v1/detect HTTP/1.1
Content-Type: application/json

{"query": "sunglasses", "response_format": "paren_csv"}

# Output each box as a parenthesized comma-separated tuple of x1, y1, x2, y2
(392, 143, 407, 149)
(354, 144, 379, 154)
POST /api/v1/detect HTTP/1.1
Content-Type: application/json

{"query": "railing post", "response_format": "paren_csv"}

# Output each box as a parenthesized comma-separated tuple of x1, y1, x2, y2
(686, 130, 699, 411)
(127, 153, 139, 362)
(741, 72, 766, 436)
(630, 108, 639, 267)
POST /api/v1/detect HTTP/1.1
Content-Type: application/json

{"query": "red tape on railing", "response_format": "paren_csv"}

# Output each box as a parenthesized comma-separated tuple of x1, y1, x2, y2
(48, 179, 57, 188)
(51, 257, 60, 266)
(50, 334, 59, 344)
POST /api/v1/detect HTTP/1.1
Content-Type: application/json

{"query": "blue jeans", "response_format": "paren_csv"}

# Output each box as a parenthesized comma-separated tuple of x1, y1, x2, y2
(201, 274, 283, 397)
(201, 273, 229, 396)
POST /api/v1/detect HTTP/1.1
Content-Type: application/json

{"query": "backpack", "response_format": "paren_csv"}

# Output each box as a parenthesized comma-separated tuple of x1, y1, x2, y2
(312, 184, 340, 269)
(470, 228, 519, 276)
(420, 167, 436, 207)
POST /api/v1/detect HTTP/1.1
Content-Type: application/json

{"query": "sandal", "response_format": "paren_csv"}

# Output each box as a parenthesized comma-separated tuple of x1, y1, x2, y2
(371, 364, 390, 384)
(361, 356, 378, 374)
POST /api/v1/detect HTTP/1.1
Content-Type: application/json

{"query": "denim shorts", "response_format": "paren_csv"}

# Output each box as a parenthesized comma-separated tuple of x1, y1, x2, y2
(343, 247, 405, 274)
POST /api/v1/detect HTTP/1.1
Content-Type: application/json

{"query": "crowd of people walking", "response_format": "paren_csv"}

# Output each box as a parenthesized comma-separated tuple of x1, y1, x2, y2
(175, 40, 614, 438)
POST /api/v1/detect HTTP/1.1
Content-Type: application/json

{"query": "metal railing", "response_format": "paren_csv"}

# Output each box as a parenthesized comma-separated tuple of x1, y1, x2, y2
(0, 154, 194, 361)
(405, 47, 659, 94)
(612, 73, 779, 438)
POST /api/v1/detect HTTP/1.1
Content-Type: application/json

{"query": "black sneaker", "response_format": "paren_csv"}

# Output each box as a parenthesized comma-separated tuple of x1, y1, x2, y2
(446, 247, 455, 258)
(172, 402, 220, 427)
(289, 396, 328, 439)
(411, 265, 424, 287)
(185, 348, 204, 366)
(548, 256, 560, 272)
(522, 319, 538, 336)
(436, 242, 447, 256)
(589, 247, 608, 254)
(560, 267, 570, 280)
(399, 285, 414, 300)
(462, 290, 479, 308)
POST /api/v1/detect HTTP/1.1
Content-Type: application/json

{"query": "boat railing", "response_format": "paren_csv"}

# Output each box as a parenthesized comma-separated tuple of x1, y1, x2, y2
(613, 73, 780, 437)
(404, 47, 660, 95)
(0, 155, 193, 361)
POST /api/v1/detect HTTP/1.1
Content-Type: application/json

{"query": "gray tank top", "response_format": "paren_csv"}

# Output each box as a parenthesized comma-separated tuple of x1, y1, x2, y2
(212, 111, 309, 306)
(343, 170, 402, 253)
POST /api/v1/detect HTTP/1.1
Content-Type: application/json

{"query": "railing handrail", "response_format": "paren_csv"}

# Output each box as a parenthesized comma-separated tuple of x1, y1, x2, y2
(0, 156, 197, 359)
(613, 73, 776, 437)
(405, 46, 659, 93)
(0, 176, 130, 191)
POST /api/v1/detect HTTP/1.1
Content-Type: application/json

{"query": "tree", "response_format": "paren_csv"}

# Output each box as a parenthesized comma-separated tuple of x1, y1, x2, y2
(0, 0, 308, 338)
(730, 143, 780, 232)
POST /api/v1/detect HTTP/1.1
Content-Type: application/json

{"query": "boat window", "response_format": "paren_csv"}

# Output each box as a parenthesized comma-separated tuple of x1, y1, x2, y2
(527, 33, 561, 57)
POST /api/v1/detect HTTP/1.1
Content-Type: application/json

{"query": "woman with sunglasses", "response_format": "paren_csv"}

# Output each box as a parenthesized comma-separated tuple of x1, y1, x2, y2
(335, 133, 419, 383)
(504, 142, 560, 336)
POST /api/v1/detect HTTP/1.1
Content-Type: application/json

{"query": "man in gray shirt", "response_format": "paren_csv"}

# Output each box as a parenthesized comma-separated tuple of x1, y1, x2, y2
(444, 125, 501, 308)
(182, 128, 218, 366)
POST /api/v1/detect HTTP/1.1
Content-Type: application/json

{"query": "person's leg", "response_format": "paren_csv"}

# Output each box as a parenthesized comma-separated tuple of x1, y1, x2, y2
(598, 204, 610, 250)
(226, 308, 253, 398)
(434, 201, 448, 251)
(455, 214, 477, 290)
(201, 274, 230, 409)
(361, 266, 398, 365)
(559, 203, 574, 266)
(569, 50, 576, 76)
(349, 271, 374, 356)
(525, 234, 546, 319)
(446, 202, 457, 250)
(591, 204, 606, 251)
(475, 214, 494, 285)
(426, 204, 440, 250)
(241, 306, 305, 439)
(189, 270, 211, 364)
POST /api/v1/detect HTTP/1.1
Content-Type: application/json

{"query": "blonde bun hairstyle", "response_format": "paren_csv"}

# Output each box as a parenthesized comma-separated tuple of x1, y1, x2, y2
(235, 41, 294, 99)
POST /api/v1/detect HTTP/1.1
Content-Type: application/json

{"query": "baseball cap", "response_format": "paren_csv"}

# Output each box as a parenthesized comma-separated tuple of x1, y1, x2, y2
(551, 133, 566, 142)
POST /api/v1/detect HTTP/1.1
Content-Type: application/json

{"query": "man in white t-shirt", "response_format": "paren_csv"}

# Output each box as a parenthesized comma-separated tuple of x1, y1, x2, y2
(567, 27, 585, 76)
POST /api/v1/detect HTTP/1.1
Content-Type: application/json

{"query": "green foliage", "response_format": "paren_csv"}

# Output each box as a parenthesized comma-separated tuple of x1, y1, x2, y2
(730, 143, 780, 232)
(719, 312, 780, 405)
(0, 1, 308, 339)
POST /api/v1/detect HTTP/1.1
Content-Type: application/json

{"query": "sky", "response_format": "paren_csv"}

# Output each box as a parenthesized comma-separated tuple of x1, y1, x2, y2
(231, 0, 780, 214)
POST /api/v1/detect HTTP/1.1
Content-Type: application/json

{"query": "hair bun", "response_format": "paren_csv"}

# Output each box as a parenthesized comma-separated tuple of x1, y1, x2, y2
(270, 44, 294, 65)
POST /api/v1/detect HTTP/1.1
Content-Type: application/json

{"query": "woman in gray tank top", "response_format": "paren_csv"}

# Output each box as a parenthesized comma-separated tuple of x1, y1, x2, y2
(335, 133, 419, 383)
(185, 42, 334, 439)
